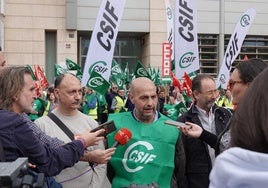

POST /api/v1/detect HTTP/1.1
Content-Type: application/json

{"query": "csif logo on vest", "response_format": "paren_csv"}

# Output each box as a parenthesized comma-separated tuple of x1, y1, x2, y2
(137, 68, 149, 77)
(178, 52, 196, 68)
(240, 14, 251, 27)
(122, 141, 157, 173)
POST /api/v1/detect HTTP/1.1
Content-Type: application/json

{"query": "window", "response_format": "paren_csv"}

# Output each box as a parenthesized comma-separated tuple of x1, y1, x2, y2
(78, 32, 142, 74)
(198, 34, 219, 77)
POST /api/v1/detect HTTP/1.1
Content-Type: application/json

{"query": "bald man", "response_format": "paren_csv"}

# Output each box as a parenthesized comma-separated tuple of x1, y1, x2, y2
(35, 73, 115, 188)
(107, 77, 186, 188)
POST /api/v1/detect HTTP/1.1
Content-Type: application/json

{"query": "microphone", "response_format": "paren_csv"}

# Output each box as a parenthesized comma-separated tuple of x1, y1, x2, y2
(111, 128, 132, 147)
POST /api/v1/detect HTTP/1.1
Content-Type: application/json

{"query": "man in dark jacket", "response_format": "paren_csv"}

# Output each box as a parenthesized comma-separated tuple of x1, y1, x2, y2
(0, 66, 104, 176)
(177, 74, 231, 188)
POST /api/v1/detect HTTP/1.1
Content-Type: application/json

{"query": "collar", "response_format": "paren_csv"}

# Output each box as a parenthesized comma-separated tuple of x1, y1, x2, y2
(132, 108, 159, 123)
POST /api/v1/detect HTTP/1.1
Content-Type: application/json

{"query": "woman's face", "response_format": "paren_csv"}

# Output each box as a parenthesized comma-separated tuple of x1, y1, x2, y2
(229, 69, 249, 105)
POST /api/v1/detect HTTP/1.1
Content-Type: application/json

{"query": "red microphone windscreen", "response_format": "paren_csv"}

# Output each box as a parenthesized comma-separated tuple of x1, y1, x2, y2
(114, 128, 132, 145)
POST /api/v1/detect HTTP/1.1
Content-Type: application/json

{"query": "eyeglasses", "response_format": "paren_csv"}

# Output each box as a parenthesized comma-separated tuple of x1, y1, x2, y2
(202, 89, 219, 96)
(228, 80, 244, 89)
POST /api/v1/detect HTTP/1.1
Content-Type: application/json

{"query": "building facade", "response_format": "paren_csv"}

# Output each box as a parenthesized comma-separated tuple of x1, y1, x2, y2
(0, 0, 268, 82)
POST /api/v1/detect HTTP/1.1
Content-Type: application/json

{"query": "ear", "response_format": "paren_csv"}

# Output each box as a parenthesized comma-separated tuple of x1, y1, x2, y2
(128, 93, 135, 103)
(12, 96, 18, 101)
(192, 90, 199, 100)
(54, 88, 60, 98)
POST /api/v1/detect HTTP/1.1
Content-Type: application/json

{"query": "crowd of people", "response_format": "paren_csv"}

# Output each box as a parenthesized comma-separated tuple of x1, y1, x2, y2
(1, 48, 268, 188)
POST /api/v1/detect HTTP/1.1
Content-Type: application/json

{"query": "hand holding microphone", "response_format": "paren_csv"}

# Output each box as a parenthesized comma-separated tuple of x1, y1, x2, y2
(112, 128, 132, 147)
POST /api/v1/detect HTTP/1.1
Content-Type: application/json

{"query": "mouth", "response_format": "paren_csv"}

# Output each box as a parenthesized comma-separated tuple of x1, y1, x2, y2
(144, 108, 153, 113)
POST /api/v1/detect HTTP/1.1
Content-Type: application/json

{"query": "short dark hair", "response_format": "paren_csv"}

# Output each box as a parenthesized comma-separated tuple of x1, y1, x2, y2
(235, 58, 268, 84)
(231, 66, 268, 153)
(54, 74, 65, 88)
(191, 74, 215, 92)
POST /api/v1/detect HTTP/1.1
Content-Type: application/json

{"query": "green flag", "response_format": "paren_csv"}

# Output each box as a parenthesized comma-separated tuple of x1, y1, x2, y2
(87, 71, 110, 95)
(150, 67, 156, 83)
(175, 101, 188, 116)
(65, 58, 81, 71)
(182, 92, 192, 107)
(134, 61, 151, 79)
(171, 59, 175, 72)
(188, 71, 197, 80)
(54, 64, 68, 77)
(124, 62, 130, 84)
(154, 68, 161, 86)
(110, 59, 125, 89)
(25, 64, 37, 80)
(76, 69, 83, 81)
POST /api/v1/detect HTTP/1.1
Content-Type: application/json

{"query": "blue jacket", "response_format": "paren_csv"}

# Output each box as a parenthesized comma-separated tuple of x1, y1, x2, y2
(0, 109, 84, 176)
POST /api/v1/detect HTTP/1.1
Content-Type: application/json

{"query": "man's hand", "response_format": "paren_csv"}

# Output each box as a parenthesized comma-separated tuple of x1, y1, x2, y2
(75, 129, 105, 147)
(178, 122, 203, 138)
(81, 148, 116, 164)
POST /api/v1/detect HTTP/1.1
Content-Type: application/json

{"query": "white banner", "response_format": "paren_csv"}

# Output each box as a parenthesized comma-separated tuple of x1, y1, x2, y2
(164, 0, 174, 60)
(216, 8, 256, 89)
(82, 0, 126, 86)
(174, 0, 199, 79)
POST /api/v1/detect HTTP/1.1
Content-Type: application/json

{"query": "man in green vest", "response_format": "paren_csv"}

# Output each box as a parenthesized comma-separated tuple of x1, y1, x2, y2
(107, 77, 186, 188)
(163, 95, 179, 121)
(82, 87, 98, 121)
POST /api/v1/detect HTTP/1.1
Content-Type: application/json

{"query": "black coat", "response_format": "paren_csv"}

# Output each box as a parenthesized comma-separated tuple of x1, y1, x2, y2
(177, 104, 232, 188)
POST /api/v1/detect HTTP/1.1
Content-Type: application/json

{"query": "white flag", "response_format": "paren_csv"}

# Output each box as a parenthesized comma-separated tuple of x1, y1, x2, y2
(216, 8, 256, 89)
(174, 0, 199, 79)
(82, 0, 126, 87)
(164, 0, 174, 60)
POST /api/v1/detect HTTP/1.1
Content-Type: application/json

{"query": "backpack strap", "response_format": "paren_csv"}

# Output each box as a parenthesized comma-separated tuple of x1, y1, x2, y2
(47, 113, 74, 140)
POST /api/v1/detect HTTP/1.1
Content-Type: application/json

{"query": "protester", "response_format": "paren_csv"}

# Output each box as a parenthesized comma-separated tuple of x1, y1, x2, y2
(82, 87, 98, 121)
(106, 84, 118, 113)
(43, 86, 58, 116)
(111, 88, 126, 113)
(177, 74, 232, 188)
(209, 66, 268, 188)
(0, 66, 104, 177)
(174, 92, 185, 105)
(35, 73, 115, 188)
(216, 89, 233, 109)
(107, 77, 185, 188)
(178, 58, 268, 156)
(96, 92, 108, 124)
(157, 88, 166, 114)
(163, 95, 179, 120)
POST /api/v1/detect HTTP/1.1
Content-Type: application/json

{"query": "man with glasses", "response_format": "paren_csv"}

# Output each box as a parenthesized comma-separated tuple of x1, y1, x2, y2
(177, 74, 232, 188)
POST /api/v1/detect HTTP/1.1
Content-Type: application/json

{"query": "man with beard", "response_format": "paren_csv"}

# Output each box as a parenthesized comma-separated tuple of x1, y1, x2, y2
(177, 74, 232, 188)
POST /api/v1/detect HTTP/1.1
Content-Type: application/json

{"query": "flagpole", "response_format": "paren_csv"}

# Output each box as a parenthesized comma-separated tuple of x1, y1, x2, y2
(219, 0, 225, 68)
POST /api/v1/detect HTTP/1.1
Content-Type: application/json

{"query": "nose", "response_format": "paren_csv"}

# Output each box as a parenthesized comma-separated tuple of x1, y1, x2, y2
(147, 97, 154, 106)
(74, 91, 82, 99)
